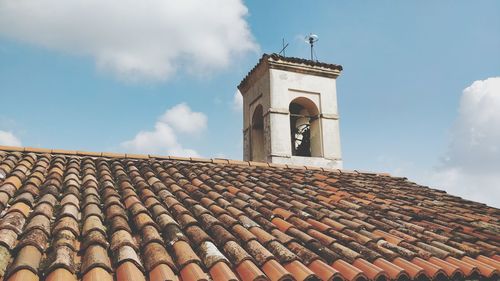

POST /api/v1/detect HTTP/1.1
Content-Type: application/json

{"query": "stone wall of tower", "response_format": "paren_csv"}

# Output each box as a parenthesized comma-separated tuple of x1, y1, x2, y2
(239, 55, 343, 168)
(241, 64, 271, 162)
(266, 67, 342, 168)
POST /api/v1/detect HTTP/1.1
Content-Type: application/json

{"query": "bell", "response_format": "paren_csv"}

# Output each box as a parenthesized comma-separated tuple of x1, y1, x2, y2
(295, 108, 310, 128)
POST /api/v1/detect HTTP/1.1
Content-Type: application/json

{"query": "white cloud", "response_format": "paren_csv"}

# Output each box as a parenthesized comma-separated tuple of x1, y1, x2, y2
(121, 103, 206, 157)
(0, 130, 21, 146)
(232, 90, 243, 111)
(430, 77, 500, 207)
(159, 103, 207, 134)
(0, 0, 257, 81)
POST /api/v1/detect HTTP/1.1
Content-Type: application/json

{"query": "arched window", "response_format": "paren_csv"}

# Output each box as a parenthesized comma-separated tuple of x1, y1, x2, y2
(289, 97, 321, 157)
(251, 105, 265, 161)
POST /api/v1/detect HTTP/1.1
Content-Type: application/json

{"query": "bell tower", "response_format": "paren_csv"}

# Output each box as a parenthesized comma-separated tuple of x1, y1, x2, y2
(238, 54, 343, 168)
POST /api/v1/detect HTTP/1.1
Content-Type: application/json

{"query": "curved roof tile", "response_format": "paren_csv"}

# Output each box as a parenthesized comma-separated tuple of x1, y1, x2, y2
(0, 147, 498, 281)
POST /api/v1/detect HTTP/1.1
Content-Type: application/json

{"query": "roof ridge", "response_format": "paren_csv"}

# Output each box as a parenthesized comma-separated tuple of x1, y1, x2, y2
(0, 144, 393, 176)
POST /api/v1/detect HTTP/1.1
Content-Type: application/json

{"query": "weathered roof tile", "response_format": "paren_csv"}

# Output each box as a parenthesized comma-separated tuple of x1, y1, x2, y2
(0, 148, 497, 281)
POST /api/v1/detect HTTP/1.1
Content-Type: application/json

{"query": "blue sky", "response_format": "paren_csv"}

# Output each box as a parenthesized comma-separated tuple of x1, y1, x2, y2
(0, 1, 499, 206)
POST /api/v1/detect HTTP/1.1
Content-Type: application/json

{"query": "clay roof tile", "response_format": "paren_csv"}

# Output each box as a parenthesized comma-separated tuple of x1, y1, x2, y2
(0, 148, 497, 281)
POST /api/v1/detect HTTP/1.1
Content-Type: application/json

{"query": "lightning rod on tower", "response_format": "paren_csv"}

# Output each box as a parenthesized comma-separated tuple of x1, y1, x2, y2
(306, 33, 319, 61)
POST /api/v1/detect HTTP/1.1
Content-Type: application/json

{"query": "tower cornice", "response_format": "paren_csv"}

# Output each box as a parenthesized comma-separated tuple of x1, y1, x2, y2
(238, 53, 342, 93)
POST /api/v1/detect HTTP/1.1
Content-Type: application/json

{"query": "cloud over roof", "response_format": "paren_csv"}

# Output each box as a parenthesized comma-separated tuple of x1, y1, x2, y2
(0, 0, 258, 81)
(433, 77, 500, 207)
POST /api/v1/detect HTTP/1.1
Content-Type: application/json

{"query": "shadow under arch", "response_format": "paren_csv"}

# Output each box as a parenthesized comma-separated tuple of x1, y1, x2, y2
(251, 105, 265, 161)
(289, 97, 322, 157)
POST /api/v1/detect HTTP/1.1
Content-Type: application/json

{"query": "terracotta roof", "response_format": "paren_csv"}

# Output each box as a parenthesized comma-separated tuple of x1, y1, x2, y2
(0, 146, 498, 281)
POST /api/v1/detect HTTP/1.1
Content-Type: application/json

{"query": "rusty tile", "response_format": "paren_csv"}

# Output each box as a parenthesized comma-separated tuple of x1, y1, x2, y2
(116, 261, 146, 281)
(267, 240, 297, 264)
(235, 259, 267, 281)
(272, 208, 294, 220)
(476, 255, 500, 271)
(104, 195, 123, 210)
(246, 240, 274, 266)
(45, 268, 77, 281)
(7, 202, 31, 218)
(0, 229, 18, 249)
(239, 215, 260, 229)
(392, 257, 426, 280)
(271, 218, 294, 233)
(308, 229, 336, 246)
(270, 229, 296, 246)
(0, 185, 17, 200)
(445, 256, 480, 278)
(199, 241, 229, 269)
(157, 214, 179, 230)
(232, 224, 256, 243)
(82, 266, 114, 281)
(428, 257, 463, 279)
(284, 260, 317, 281)
(5, 269, 39, 281)
(176, 214, 197, 229)
(261, 259, 293, 281)
(331, 259, 366, 281)
(209, 261, 238, 281)
(0, 193, 10, 210)
(149, 263, 179, 281)
(44, 244, 75, 272)
(208, 206, 227, 218)
(105, 204, 127, 220)
(287, 228, 316, 245)
(461, 256, 499, 279)
(372, 258, 408, 281)
(199, 213, 220, 230)
(372, 230, 403, 245)
(163, 224, 186, 245)
(411, 257, 447, 280)
(60, 194, 79, 208)
(352, 258, 388, 281)
(7, 245, 42, 275)
(184, 225, 211, 247)
(111, 230, 137, 252)
(17, 229, 48, 252)
(223, 240, 252, 266)
(133, 213, 155, 231)
(143, 242, 176, 272)
(11, 192, 35, 206)
(172, 240, 201, 268)
(81, 230, 108, 250)
(0, 212, 26, 234)
(53, 217, 79, 237)
(210, 224, 236, 246)
(109, 216, 132, 233)
(129, 203, 148, 216)
(0, 149, 499, 281)
(123, 196, 141, 209)
(142, 225, 163, 246)
(180, 262, 209, 281)
(249, 227, 276, 246)
(0, 246, 10, 274)
(308, 259, 342, 281)
(25, 214, 51, 236)
(82, 216, 106, 237)
(114, 245, 143, 270)
(81, 245, 112, 274)
(3, 176, 22, 190)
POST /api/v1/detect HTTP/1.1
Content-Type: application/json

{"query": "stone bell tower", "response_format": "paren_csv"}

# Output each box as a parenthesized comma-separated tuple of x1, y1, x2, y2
(238, 54, 343, 169)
